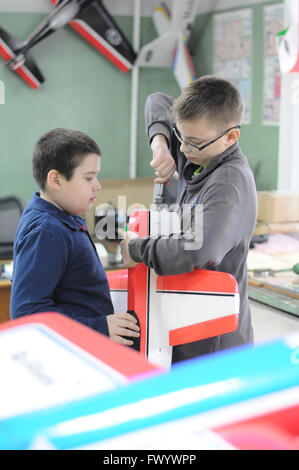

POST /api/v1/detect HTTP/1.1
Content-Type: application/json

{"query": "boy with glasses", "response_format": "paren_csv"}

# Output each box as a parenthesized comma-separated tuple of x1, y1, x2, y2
(121, 75, 257, 363)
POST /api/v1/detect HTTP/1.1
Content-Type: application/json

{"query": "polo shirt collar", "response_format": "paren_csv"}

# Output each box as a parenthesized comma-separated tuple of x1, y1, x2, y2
(183, 141, 240, 183)
(28, 192, 87, 231)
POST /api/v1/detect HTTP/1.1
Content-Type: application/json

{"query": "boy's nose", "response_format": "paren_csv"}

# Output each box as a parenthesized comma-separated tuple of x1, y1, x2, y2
(180, 141, 188, 153)
(95, 180, 101, 191)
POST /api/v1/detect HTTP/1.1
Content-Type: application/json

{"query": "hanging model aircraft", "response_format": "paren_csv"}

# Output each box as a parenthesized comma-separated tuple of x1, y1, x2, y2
(137, 0, 200, 90)
(277, 0, 299, 74)
(0, 0, 137, 89)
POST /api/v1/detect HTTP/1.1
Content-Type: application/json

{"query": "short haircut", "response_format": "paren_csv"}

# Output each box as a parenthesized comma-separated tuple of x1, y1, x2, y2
(32, 128, 101, 190)
(171, 75, 244, 128)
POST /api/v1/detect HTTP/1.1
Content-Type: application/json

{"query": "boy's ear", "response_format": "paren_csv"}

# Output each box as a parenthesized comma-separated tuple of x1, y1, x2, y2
(226, 127, 240, 146)
(47, 169, 62, 190)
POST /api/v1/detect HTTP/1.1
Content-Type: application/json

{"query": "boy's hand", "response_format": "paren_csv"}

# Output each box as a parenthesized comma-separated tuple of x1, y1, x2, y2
(107, 312, 140, 346)
(120, 231, 139, 268)
(150, 134, 176, 183)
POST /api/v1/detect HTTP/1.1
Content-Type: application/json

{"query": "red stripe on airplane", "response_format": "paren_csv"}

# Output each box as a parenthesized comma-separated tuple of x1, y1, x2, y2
(157, 270, 239, 294)
(169, 314, 239, 346)
(0, 43, 40, 89)
(69, 20, 130, 73)
(128, 263, 149, 356)
(15, 66, 40, 89)
(0, 43, 13, 60)
(107, 269, 128, 291)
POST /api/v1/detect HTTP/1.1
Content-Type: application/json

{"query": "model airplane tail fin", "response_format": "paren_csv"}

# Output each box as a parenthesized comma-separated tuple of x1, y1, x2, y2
(172, 34, 196, 90)
(0, 27, 44, 89)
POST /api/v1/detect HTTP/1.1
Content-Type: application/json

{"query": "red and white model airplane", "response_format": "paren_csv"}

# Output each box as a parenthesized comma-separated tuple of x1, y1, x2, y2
(107, 196, 240, 369)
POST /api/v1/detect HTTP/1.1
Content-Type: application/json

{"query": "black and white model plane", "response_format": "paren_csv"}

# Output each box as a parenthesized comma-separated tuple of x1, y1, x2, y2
(0, 0, 137, 89)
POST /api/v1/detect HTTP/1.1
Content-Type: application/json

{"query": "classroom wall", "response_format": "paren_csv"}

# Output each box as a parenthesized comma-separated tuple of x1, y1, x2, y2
(190, 0, 282, 192)
(0, 2, 282, 204)
(0, 13, 179, 204)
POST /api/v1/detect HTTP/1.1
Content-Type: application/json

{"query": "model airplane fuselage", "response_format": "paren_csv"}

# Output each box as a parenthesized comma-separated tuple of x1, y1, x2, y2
(0, 0, 137, 89)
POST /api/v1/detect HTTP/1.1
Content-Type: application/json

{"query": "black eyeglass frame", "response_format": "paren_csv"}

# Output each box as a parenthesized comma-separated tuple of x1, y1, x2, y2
(172, 125, 241, 153)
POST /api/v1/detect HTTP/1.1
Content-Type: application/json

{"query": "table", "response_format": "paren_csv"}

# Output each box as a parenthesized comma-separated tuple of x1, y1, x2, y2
(248, 284, 299, 317)
(0, 280, 11, 324)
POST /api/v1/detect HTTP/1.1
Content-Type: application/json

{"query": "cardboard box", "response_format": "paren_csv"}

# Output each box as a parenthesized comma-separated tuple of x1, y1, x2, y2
(257, 191, 299, 223)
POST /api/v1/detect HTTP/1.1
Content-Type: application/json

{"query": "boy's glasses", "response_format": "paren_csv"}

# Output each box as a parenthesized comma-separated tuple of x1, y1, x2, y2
(172, 125, 241, 153)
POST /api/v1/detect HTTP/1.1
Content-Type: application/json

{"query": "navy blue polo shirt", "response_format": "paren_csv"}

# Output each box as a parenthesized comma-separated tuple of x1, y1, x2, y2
(10, 193, 113, 336)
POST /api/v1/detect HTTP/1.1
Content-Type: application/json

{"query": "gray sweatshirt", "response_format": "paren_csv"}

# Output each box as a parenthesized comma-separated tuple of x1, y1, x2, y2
(129, 93, 257, 359)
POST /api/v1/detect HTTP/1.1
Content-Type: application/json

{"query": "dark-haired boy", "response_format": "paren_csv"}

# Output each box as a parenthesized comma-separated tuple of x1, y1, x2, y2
(121, 76, 257, 362)
(10, 128, 139, 346)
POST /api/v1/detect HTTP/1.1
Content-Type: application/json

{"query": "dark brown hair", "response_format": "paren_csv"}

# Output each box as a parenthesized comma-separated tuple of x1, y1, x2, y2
(32, 128, 101, 190)
(171, 75, 244, 129)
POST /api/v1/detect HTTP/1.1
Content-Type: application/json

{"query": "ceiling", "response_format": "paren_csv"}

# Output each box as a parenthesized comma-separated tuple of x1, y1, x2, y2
(0, 0, 277, 16)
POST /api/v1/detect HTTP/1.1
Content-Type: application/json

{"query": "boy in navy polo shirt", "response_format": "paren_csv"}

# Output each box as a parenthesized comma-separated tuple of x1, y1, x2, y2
(10, 128, 140, 346)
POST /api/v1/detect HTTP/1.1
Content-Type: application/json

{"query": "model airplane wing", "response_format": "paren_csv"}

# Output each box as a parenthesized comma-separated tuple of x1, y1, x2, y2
(52, 0, 137, 73)
(137, 0, 199, 90)
(0, 28, 44, 89)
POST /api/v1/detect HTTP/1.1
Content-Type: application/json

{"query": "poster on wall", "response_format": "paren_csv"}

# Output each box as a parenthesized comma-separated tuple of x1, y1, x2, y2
(263, 4, 284, 125)
(213, 9, 252, 125)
